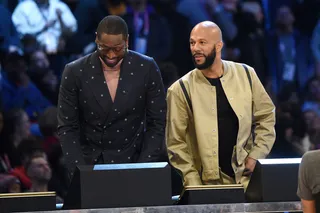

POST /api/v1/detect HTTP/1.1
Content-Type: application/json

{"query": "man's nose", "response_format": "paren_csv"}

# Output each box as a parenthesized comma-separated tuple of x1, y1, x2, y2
(107, 51, 116, 59)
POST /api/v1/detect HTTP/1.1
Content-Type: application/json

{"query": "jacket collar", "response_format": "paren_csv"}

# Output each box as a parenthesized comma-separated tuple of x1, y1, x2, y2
(195, 60, 230, 85)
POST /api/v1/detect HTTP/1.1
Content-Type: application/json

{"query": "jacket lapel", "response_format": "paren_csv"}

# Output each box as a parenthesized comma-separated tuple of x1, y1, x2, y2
(86, 51, 113, 117)
(104, 51, 133, 122)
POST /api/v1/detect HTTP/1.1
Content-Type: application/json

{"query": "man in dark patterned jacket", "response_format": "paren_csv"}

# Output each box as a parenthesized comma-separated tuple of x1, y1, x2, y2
(57, 15, 166, 177)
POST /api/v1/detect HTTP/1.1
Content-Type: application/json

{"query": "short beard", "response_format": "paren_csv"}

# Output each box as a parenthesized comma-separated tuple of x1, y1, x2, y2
(99, 47, 127, 68)
(192, 48, 216, 70)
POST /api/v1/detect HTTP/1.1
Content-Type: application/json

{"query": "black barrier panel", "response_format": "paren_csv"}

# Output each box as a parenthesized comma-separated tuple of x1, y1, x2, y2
(246, 158, 301, 202)
(0, 192, 56, 213)
(178, 184, 245, 205)
(63, 162, 172, 209)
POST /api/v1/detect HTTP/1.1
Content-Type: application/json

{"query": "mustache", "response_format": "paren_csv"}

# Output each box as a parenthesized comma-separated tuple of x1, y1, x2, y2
(100, 56, 118, 60)
(193, 53, 205, 57)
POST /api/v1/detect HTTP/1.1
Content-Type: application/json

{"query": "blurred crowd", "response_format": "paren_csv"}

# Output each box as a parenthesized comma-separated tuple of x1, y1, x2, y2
(0, 0, 320, 201)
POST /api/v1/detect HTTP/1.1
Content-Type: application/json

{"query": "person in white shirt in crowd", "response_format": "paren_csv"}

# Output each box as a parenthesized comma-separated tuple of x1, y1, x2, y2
(12, 0, 77, 54)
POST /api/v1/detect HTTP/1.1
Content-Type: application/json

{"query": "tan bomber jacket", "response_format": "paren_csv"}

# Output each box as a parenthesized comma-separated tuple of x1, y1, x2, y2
(166, 60, 276, 186)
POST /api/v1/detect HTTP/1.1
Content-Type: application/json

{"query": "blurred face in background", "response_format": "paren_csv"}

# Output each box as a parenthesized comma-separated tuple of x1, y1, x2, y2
(28, 156, 52, 183)
(276, 6, 295, 29)
(30, 51, 50, 70)
(30, 50, 57, 91)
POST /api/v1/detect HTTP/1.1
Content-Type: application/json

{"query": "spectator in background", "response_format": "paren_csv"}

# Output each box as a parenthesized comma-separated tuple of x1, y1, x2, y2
(234, 1, 268, 85)
(0, 4, 21, 55)
(298, 110, 318, 155)
(25, 153, 52, 192)
(219, 0, 242, 61)
(25, 150, 64, 203)
(69, 0, 127, 55)
(0, 109, 21, 193)
(267, 5, 313, 97)
(9, 136, 45, 191)
(177, 0, 240, 63)
(177, 0, 238, 44)
(271, 101, 306, 158)
(151, 0, 193, 77)
(28, 50, 59, 105)
(0, 52, 52, 121)
(0, 174, 21, 193)
(0, 107, 22, 194)
(12, 0, 77, 55)
(302, 77, 320, 117)
(123, 0, 172, 63)
(0, 109, 30, 170)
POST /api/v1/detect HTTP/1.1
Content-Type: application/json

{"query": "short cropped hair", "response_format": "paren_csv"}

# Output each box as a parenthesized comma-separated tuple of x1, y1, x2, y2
(24, 152, 46, 172)
(96, 15, 128, 40)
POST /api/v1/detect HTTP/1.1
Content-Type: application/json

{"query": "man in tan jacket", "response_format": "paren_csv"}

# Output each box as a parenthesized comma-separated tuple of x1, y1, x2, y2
(166, 21, 276, 189)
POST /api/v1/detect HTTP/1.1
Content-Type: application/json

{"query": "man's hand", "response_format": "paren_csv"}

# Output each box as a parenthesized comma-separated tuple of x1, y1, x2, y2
(243, 157, 257, 176)
(301, 199, 316, 213)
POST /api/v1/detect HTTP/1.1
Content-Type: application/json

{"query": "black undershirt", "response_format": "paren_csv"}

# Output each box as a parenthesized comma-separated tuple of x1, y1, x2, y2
(206, 77, 239, 177)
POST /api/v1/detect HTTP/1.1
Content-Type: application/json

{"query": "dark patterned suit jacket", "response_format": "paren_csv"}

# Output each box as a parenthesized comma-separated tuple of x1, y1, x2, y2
(57, 50, 167, 175)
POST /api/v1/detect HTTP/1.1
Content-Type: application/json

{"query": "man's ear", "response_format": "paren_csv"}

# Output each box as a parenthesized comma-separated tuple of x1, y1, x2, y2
(95, 32, 98, 42)
(216, 41, 224, 53)
(126, 34, 129, 48)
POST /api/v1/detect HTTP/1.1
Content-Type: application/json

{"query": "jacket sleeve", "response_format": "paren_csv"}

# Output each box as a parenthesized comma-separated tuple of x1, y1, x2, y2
(248, 67, 276, 160)
(57, 64, 85, 177)
(138, 59, 167, 162)
(166, 84, 202, 186)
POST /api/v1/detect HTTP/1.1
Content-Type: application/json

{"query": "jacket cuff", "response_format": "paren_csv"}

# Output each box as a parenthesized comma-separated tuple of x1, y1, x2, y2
(184, 172, 202, 186)
(248, 147, 268, 160)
